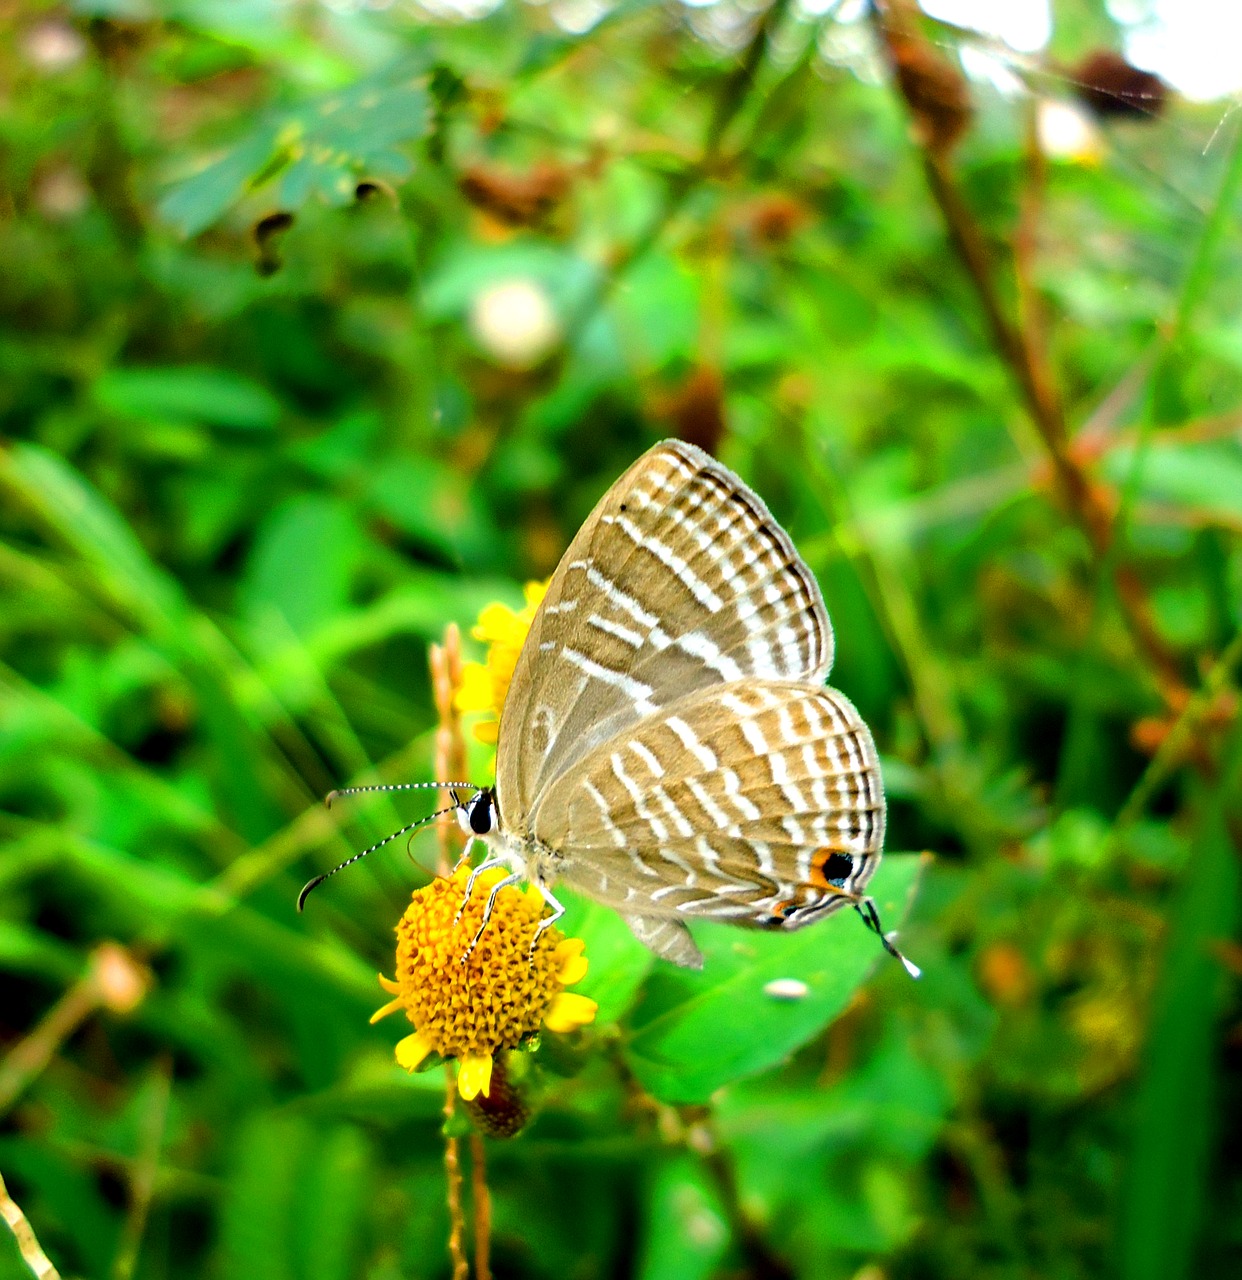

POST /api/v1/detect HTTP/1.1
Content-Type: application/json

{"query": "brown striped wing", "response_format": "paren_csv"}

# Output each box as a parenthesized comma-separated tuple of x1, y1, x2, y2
(528, 680, 885, 944)
(496, 441, 833, 823)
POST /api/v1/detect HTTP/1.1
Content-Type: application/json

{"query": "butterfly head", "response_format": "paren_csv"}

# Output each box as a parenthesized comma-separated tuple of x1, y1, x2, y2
(456, 787, 497, 838)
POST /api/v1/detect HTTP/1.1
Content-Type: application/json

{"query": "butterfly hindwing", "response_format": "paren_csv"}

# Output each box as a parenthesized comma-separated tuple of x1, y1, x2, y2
(622, 913, 704, 969)
(530, 680, 885, 937)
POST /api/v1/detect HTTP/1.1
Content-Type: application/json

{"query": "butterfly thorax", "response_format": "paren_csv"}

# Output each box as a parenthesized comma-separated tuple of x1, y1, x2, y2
(486, 826, 561, 889)
(456, 786, 562, 889)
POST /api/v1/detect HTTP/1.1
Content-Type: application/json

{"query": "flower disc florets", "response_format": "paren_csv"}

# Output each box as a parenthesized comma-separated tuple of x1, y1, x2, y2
(371, 864, 596, 1100)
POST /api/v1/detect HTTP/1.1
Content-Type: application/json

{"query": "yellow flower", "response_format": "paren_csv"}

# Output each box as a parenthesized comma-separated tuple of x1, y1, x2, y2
(455, 579, 549, 744)
(371, 863, 597, 1100)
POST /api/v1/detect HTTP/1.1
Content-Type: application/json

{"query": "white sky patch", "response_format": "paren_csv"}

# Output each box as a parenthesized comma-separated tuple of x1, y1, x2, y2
(1116, 0, 1242, 103)
(919, 0, 1051, 54)
(412, 0, 1242, 104)
(921, 0, 1242, 104)
(915, 0, 1048, 96)
(551, 0, 609, 32)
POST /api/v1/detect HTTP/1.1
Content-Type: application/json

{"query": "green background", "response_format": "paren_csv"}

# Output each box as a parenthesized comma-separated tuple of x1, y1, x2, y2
(1, 1, 1240, 1278)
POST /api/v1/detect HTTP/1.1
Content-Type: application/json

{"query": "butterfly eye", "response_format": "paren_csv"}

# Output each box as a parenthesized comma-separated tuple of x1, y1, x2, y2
(468, 791, 494, 835)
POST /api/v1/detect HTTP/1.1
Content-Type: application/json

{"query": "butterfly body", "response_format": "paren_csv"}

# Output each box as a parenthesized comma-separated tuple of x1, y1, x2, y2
(458, 440, 891, 971)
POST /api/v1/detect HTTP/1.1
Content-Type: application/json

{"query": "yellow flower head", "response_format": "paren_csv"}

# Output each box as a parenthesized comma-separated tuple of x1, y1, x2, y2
(371, 863, 596, 1100)
(455, 579, 549, 744)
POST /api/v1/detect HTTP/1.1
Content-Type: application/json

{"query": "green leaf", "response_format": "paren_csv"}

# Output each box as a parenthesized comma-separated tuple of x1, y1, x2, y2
(0, 921, 79, 984)
(637, 1156, 729, 1280)
(158, 127, 279, 238)
(420, 242, 598, 319)
(1103, 442, 1242, 521)
(624, 854, 925, 1103)
(0, 443, 184, 630)
(217, 1113, 306, 1280)
(293, 1125, 371, 1280)
(94, 366, 281, 430)
(243, 495, 362, 641)
(558, 891, 654, 1024)
(158, 67, 429, 235)
(366, 457, 488, 565)
(276, 74, 424, 208)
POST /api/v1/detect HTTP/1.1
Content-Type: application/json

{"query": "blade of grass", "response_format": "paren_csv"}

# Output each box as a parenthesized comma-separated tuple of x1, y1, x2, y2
(1118, 724, 1242, 1280)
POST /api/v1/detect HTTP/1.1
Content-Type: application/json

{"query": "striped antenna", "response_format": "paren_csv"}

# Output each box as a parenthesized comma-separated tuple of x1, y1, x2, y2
(297, 802, 461, 912)
(325, 781, 478, 808)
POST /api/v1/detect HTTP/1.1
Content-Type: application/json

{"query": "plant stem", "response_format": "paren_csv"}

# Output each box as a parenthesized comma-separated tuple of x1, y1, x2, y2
(444, 1072, 469, 1280)
(111, 1057, 172, 1280)
(0, 1171, 61, 1280)
(470, 1134, 492, 1280)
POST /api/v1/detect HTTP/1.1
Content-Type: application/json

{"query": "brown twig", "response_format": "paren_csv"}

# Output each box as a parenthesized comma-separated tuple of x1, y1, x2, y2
(0, 1170, 61, 1280)
(429, 623, 468, 877)
(444, 1071, 469, 1280)
(431, 623, 487, 1280)
(1015, 99, 1048, 370)
(919, 152, 1084, 500)
(873, 3, 1186, 705)
(0, 942, 150, 1117)
(470, 1134, 493, 1280)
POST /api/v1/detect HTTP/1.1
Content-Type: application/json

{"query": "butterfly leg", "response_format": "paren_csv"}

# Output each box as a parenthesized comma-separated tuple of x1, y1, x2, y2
(528, 883, 566, 958)
(452, 835, 477, 872)
(453, 856, 509, 925)
(459, 871, 523, 963)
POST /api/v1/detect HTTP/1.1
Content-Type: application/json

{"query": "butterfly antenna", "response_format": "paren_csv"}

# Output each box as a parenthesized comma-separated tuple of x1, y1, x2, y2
(856, 897, 922, 979)
(297, 803, 458, 912)
(325, 781, 477, 808)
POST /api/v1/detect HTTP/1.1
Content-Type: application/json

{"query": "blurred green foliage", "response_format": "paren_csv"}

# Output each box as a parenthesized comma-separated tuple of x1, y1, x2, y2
(1, 1, 1240, 1279)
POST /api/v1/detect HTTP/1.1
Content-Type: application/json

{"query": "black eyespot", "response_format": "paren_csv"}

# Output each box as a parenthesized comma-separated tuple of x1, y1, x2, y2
(468, 791, 493, 835)
(823, 853, 854, 883)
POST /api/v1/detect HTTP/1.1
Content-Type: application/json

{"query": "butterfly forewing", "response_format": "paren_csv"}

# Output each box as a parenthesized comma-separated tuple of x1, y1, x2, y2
(529, 680, 884, 929)
(497, 441, 834, 821)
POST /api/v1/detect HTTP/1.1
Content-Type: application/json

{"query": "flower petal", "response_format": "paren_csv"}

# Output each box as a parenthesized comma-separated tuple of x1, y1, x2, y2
(473, 603, 521, 645)
(454, 663, 494, 713)
(554, 937, 589, 986)
(395, 1032, 435, 1072)
(370, 997, 405, 1025)
(472, 720, 500, 745)
(543, 992, 598, 1033)
(378, 973, 401, 994)
(457, 1053, 494, 1100)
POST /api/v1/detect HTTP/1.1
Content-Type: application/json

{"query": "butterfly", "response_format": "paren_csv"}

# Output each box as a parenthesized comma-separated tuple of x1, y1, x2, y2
(301, 440, 918, 977)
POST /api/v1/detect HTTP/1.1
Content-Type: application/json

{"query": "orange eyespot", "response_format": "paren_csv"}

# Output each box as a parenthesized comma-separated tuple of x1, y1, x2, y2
(808, 849, 855, 891)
